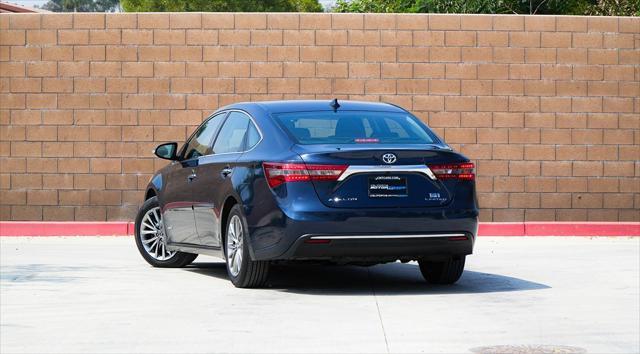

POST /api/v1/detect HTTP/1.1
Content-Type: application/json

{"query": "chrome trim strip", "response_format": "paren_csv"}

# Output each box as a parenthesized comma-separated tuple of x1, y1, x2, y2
(308, 233, 466, 240)
(338, 164, 437, 181)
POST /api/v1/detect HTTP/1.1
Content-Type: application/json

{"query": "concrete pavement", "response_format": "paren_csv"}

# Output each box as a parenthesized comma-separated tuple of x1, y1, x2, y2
(1, 236, 638, 353)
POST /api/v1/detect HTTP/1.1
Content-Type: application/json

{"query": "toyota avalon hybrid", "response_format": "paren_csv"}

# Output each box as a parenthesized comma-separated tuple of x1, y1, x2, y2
(135, 100, 478, 288)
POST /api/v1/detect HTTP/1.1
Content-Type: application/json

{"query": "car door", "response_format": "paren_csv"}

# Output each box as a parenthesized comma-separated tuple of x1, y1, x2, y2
(192, 111, 253, 248)
(162, 114, 223, 246)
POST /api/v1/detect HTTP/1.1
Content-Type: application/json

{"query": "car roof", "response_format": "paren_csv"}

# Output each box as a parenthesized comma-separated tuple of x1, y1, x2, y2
(223, 100, 407, 115)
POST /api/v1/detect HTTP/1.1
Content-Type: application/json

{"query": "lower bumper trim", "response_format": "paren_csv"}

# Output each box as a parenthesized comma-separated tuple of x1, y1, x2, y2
(307, 233, 466, 240)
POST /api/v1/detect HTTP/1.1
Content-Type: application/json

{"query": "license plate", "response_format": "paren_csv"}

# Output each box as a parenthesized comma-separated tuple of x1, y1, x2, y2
(368, 176, 408, 198)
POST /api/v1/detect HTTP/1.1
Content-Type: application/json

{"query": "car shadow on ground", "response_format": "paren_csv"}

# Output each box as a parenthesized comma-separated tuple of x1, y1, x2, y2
(185, 261, 550, 295)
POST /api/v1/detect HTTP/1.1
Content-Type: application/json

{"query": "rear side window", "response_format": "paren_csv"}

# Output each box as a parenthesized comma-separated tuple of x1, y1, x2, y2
(182, 113, 225, 160)
(212, 112, 250, 154)
(275, 111, 438, 145)
(245, 121, 261, 150)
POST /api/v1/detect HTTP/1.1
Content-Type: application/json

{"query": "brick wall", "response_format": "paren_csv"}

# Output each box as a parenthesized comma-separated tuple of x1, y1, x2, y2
(0, 13, 638, 222)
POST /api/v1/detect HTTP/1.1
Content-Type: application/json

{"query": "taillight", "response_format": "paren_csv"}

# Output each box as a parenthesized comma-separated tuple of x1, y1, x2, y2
(429, 162, 475, 181)
(263, 162, 347, 188)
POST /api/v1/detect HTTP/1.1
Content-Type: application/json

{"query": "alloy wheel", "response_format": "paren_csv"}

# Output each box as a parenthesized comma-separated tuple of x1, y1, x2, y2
(139, 207, 175, 261)
(226, 215, 244, 277)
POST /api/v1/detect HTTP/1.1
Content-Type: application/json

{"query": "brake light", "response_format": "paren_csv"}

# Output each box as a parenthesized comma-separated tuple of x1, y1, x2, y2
(263, 162, 348, 188)
(429, 162, 475, 181)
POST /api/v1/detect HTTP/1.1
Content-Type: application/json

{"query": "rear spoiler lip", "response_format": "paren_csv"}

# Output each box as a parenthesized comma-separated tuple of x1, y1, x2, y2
(291, 143, 450, 154)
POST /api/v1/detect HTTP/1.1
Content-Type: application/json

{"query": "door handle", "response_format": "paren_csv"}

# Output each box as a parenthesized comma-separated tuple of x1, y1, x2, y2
(187, 173, 197, 182)
(221, 167, 233, 178)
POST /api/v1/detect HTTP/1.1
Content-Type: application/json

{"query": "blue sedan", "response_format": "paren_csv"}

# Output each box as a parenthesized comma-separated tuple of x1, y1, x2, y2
(135, 100, 478, 288)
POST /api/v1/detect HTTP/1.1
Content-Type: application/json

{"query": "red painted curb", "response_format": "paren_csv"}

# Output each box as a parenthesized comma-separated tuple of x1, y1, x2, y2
(0, 222, 133, 236)
(0, 221, 638, 237)
(477, 222, 525, 236)
(524, 222, 640, 237)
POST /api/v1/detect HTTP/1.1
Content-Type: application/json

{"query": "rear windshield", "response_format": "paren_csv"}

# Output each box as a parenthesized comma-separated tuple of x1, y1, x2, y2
(274, 111, 438, 145)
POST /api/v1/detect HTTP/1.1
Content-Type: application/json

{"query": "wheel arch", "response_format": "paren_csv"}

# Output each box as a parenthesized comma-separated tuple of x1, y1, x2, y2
(220, 195, 239, 256)
(145, 187, 157, 201)
(219, 194, 258, 260)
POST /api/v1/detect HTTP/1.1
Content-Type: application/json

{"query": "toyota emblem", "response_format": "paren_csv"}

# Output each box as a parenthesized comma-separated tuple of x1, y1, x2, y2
(382, 153, 397, 164)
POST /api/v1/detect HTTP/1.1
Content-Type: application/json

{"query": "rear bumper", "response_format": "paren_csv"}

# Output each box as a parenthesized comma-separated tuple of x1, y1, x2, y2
(248, 205, 478, 261)
(279, 233, 474, 262)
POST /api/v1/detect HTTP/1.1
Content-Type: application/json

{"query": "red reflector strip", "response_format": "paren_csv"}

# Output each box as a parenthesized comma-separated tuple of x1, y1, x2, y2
(263, 162, 347, 188)
(448, 236, 468, 241)
(429, 162, 475, 181)
(304, 239, 331, 244)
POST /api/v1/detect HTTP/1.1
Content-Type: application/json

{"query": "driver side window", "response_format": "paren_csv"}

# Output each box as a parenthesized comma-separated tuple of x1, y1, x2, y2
(182, 113, 225, 160)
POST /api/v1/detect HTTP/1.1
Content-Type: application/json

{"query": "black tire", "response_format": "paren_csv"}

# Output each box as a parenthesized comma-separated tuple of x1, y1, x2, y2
(418, 256, 465, 285)
(134, 196, 197, 268)
(224, 204, 269, 288)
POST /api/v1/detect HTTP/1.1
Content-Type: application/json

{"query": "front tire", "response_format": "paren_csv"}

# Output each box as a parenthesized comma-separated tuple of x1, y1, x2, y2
(134, 196, 197, 268)
(224, 204, 269, 288)
(419, 256, 465, 284)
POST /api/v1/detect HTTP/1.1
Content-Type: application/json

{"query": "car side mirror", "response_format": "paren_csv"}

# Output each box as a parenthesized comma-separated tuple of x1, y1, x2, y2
(154, 142, 178, 160)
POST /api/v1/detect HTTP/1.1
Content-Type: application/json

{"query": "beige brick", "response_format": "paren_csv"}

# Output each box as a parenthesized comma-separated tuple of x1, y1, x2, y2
(89, 29, 120, 45)
(170, 46, 202, 61)
(494, 177, 524, 192)
(476, 160, 509, 176)
(202, 13, 233, 29)
(74, 14, 104, 29)
(154, 30, 185, 45)
(265, 13, 298, 30)
(573, 193, 603, 209)
(364, 47, 396, 62)
(170, 13, 201, 29)
(106, 13, 136, 29)
(59, 30, 88, 45)
(267, 46, 299, 62)
(186, 30, 218, 45)
(300, 78, 331, 94)
(460, 15, 492, 30)
(381, 31, 412, 46)
(10, 14, 41, 29)
(430, 47, 461, 62)
(153, 62, 185, 78)
(73, 45, 105, 61)
(494, 48, 524, 63)
(557, 16, 587, 32)
(445, 31, 475, 46)
(251, 30, 282, 45)
(332, 13, 363, 30)
(121, 29, 152, 45)
(413, 31, 444, 46)
(42, 14, 73, 29)
(493, 16, 523, 31)
(234, 14, 265, 29)
(510, 32, 540, 47)
(138, 13, 169, 29)
(42, 47, 73, 61)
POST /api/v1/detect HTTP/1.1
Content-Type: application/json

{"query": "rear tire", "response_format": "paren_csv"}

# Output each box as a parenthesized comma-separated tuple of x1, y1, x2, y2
(418, 256, 465, 285)
(224, 204, 269, 288)
(135, 196, 197, 268)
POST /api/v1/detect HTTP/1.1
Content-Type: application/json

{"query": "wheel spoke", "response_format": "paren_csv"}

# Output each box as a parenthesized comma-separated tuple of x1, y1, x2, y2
(152, 209, 160, 225)
(142, 236, 158, 244)
(236, 249, 242, 269)
(232, 252, 240, 275)
(142, 221, 156, 231)
(229, 250, 236, 270)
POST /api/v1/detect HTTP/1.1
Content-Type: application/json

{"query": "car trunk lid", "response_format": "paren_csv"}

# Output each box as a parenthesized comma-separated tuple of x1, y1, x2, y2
(291, 144, 467, 209)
